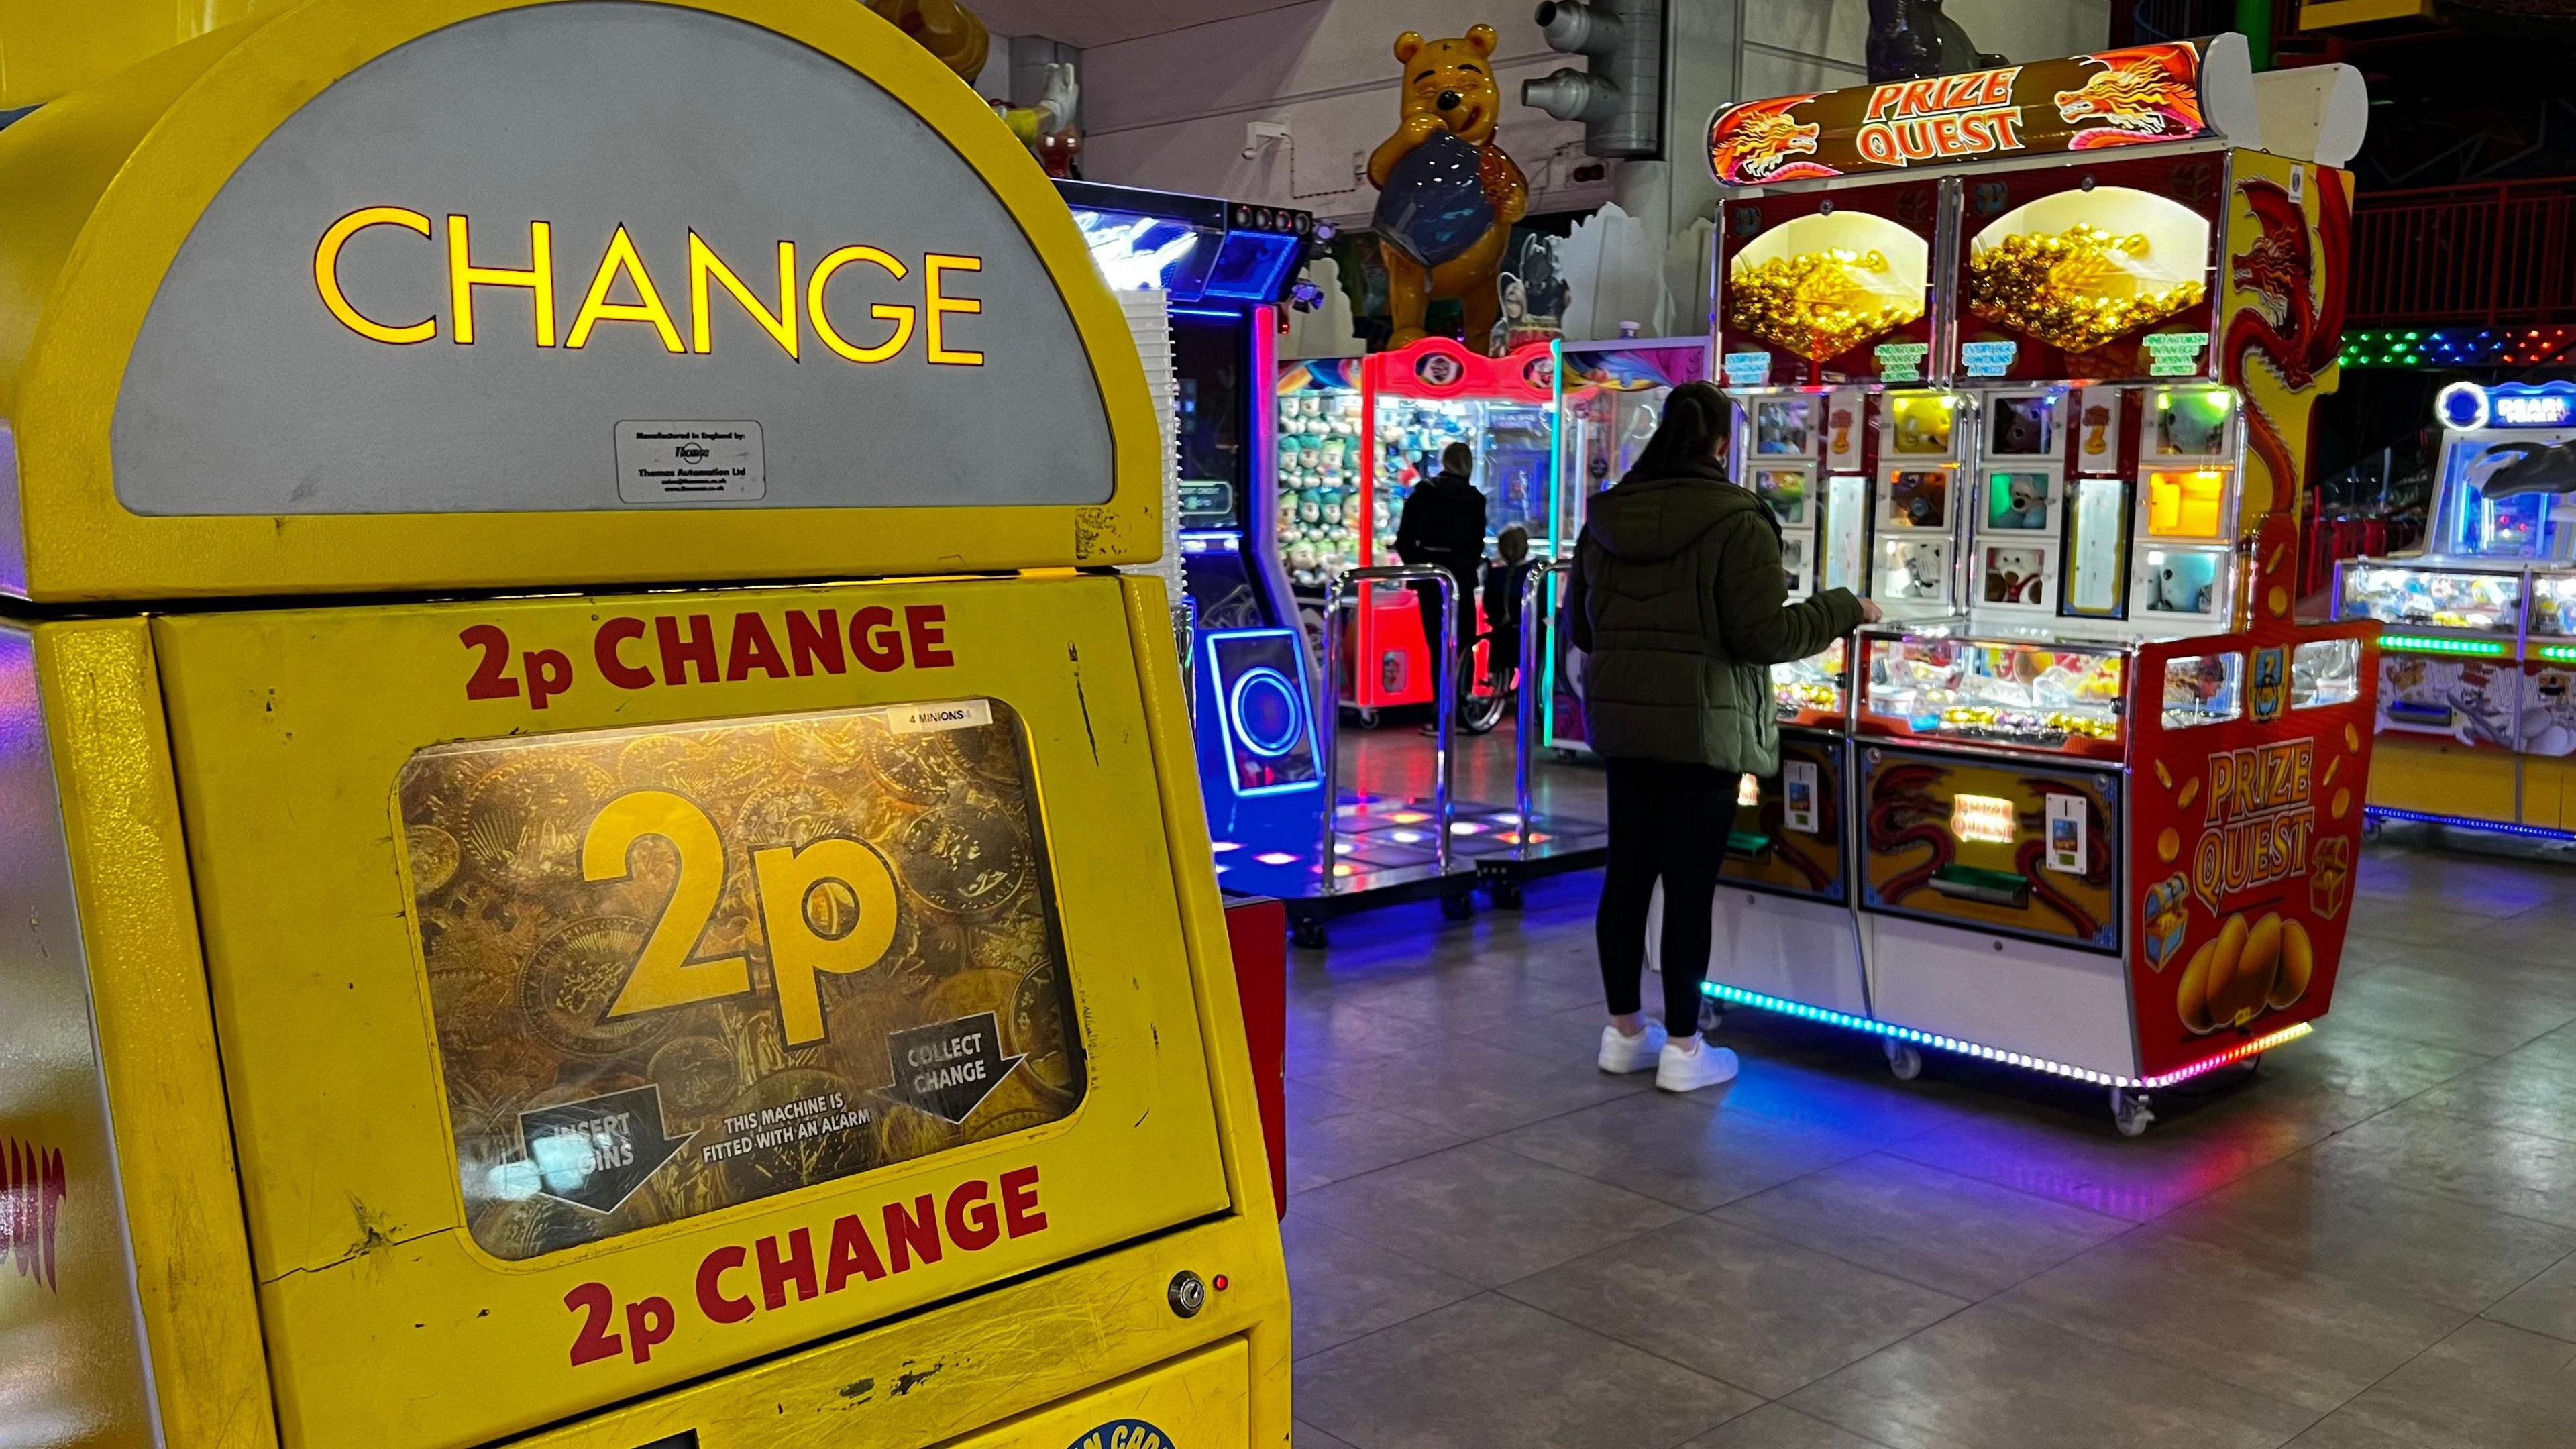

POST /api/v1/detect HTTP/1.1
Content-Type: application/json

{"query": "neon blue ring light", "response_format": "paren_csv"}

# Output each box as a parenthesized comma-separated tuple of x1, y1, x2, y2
(1229, 667, 1305, 758)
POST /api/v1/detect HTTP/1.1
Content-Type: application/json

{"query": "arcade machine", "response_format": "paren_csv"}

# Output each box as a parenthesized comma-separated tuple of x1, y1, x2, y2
(1348, 335, 1560, 717)
(2334, 380, 2576, 837)
(1545, 335, 1713, 754)
(1698, 36, 2380, 1131)
(1316, 335, 1603, 921)
(1053, 182, 1352, 906)
(0, 3, 1289, 1444)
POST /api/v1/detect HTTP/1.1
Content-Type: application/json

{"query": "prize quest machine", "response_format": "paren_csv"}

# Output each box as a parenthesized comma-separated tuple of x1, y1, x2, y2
(1544, 336, 1715, 754)
(1689, 35, 2381, 1132)
(0, 3, 1291, 1446)
(1049, 180, 1344, 910)
(2334, 380, 2576, 837)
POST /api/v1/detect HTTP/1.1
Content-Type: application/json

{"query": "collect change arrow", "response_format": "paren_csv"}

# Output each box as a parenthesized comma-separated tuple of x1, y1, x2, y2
(883, 1012, 1023, 1125)
(519, 1084, 692, 1216)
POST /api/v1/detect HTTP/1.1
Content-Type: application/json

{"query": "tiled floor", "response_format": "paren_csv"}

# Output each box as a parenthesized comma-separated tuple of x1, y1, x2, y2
(1277, 781, 2576, 1449)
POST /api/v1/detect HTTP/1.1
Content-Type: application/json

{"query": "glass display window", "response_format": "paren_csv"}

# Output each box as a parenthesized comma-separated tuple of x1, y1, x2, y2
(2531, 573, 2576, 637)
(2072, 385, 2124, 474)
(1980, 541, 2056, 612)
(2337, 563, 2524, 635)
(1782, 533, 1815, 598)
(2290, 639, 2361, 710)
(1982, 468, 2057, 533)
(2150, 386, 2237, 460)
(1880, 469, 1951, 530)
(1884, 392, 1961, 458)
(1275, 366, 1364, 592)
(1821, 474, 1870, 593)
(2135, 546, 2231, 623)
(1965, 186, 2213, 357)
(1825, 388, 1867, 468)
(1754, 464, 1813, 527)
(1861, 631, 2125, 752)
(1875, 537, 1952, 607)
(1775, 638, 1845, 720)
(1985, 392, 2063, 458)
(2063, 476, 2130, 619)
(2161, 651, 2244, 729)
(2438, 433, 2576, 562)
(2143, 466, 2231, 541)
(1752, 395, 1820, 456)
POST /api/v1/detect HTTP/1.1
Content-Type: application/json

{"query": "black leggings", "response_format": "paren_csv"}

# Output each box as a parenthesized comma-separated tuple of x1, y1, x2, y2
(1597, 757, 1733, 1036)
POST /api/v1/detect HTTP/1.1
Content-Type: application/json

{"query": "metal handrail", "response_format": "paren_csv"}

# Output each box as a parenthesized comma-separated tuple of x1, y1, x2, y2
(1515, 559, 1574, 842)
(1316, 565, 1459, 896)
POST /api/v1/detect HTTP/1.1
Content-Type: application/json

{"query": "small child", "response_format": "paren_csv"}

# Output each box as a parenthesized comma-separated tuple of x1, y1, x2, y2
(1481, 525, 1536, 692)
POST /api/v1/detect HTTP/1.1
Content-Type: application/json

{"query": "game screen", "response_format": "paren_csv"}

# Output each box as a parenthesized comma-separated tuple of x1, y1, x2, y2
(401, 702, 1085, 1260)
(1209, 630, 1322, 794)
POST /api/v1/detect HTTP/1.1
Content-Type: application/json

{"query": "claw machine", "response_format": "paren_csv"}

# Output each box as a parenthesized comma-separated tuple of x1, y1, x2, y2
(1347, 337, 1558, 714)
(0, 3, 1289, 1444)
(2334, 380, 2576, 836)
(1546, 335, 1711, 754)
(1694, 34, 2381, 1130)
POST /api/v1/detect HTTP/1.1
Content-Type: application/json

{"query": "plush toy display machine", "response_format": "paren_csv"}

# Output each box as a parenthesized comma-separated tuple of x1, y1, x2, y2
(0, 4, 1289, 1444)
(1685, 35, 2379, 1132)
(2333, 380, 2576, 837)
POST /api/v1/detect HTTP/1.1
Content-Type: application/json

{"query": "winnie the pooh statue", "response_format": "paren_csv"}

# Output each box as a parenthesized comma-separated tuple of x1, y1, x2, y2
(1368, 25, 1529, 353)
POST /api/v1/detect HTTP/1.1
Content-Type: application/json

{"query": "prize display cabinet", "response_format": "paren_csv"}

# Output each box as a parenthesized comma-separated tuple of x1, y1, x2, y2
(1686, 34, 2381, 1132)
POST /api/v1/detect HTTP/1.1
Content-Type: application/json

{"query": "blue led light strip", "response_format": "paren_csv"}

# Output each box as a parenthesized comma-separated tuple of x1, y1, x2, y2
(2365, 806, 2576, 843)
(1699, 981, 2313, 1090)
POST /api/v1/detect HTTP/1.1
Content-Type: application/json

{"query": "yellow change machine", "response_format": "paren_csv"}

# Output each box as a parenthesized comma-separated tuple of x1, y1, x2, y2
(0, 1, 1288, 1445)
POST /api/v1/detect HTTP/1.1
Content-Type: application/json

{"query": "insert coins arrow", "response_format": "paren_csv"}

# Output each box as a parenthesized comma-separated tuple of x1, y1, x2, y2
(882, 1012, 1023, 1125)
(518, 1084, 693, 1216)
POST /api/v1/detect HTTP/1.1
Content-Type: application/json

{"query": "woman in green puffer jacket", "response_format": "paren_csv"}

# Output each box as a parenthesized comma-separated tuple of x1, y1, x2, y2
(1566, 380, 1876, 1092)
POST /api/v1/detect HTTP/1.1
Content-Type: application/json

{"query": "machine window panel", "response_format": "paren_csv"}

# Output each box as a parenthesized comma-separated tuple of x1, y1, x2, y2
(2290, 640, 2361, 710)
(398, 700, 1087, 1260)
(2161, 653, 2245, 729)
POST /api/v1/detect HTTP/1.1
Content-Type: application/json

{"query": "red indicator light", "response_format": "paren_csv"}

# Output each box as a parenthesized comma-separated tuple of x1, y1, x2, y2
(1212, 1274, 1230, 1291)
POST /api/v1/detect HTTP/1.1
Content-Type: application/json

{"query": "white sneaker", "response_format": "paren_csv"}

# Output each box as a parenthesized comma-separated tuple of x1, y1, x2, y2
(1656, 1038, 1739, 1093)
(1597, 1021, 1667, 1073)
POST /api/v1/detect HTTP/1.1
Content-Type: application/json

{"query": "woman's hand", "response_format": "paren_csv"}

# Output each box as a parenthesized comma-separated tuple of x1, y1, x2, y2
(1858, 597, 1884, 625)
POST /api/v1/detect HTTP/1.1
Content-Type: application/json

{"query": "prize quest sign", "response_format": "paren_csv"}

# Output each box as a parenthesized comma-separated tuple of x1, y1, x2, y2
(109, 3, 1116, 517)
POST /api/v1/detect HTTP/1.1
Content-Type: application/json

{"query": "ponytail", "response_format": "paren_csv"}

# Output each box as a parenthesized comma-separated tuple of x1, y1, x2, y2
(1625, 380, 1732, 483)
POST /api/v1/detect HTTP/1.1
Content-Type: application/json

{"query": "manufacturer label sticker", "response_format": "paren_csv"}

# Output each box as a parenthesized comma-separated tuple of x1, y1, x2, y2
(616, 422, 765, 503)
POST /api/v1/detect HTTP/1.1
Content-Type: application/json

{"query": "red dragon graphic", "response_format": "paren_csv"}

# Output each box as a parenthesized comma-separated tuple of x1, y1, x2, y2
(2222, 174, 2349, 518)
(1709, 95, 1841, 184)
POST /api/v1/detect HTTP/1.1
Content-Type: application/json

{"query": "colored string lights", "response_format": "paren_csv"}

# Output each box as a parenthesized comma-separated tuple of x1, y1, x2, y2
(1699, 980, 2313, 1090)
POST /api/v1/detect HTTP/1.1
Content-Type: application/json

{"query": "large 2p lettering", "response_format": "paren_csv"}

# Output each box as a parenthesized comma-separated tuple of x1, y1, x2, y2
(584, 790, 896, 1046)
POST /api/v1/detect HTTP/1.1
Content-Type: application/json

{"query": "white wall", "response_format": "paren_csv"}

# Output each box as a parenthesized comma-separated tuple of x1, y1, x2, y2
(1075, 0, 1609, 225)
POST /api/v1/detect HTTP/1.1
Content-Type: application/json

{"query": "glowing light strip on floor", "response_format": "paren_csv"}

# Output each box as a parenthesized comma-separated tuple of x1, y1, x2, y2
(1700, 981, 2313, 1091)
(2365, 806, 2576, 843)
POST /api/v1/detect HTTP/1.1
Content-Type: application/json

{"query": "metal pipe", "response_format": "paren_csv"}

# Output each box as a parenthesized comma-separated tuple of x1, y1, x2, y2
(1517, 559, 1574, 845)
(1318, 564, 1459, 897)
